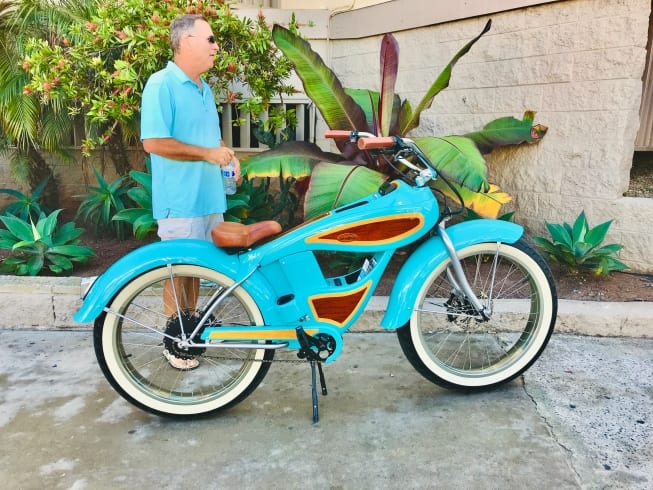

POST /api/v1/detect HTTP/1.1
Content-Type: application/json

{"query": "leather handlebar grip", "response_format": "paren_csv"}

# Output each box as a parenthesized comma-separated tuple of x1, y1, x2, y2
(324, 130, 352, 139)
(357, 137, 395, 150)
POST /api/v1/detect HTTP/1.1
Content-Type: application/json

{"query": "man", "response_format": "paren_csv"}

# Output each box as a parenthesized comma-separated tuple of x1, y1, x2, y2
(141, 13, 239, 369)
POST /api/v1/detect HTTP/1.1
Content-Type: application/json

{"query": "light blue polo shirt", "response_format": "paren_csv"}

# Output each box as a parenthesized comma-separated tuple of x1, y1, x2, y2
(140, 61, 226, 219)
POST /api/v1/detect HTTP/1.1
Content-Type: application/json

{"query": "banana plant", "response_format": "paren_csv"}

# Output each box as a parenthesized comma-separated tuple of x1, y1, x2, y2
(243, 20, 547, 219)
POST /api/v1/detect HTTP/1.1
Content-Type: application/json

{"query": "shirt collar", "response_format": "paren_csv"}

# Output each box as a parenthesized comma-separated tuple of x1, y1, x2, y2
(166, 61, 205, 88)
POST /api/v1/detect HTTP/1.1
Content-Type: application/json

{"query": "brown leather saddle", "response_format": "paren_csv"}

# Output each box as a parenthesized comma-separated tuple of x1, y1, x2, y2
(210, 220, 282, 250)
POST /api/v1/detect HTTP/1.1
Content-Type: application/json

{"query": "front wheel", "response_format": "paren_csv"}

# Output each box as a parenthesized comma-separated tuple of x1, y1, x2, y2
(397, 239, 557, 391)
(94, 264, 273, 418)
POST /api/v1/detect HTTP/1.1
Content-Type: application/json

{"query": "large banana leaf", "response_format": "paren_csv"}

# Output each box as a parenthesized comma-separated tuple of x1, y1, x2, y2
(434, 181, 511, 218)
(414, 136, 489, 192)
(464, 111, 548, 154)
(379, 33, 399, 137)
(398, 19, 492, 135)
(271, 25, 370, 143)
(303, 163, 386, 219)
(344, 88, 402, 136)
(345, 88, 379, 133)
(242, 141, 342, 179)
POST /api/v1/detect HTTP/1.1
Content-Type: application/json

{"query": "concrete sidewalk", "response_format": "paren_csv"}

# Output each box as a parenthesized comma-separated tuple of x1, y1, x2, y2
(0, 330, 651, 489)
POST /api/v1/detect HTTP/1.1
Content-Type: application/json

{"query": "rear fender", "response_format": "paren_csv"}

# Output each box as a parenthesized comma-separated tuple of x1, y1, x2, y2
(380, 220, 523, 329)
(73, 240, 270, 323)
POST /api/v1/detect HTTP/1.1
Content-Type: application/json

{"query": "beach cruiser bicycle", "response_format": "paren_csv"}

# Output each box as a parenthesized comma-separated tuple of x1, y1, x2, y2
(74, 131, 558, 422)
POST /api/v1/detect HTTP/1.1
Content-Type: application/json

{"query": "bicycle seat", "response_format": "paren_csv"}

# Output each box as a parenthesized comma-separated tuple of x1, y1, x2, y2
(211, 220, 282, 249)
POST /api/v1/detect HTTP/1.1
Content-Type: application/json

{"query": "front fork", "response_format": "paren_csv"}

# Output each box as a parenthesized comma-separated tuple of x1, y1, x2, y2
(438, 221, 491, 321)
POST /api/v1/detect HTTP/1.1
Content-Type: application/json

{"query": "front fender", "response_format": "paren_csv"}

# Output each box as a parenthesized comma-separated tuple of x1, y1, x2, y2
(73, 240, 245, 323)
(380, 220, 523, 329)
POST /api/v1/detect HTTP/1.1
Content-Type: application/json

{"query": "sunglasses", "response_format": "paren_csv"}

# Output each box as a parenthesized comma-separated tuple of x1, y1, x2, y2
(188, 34, 217, 44)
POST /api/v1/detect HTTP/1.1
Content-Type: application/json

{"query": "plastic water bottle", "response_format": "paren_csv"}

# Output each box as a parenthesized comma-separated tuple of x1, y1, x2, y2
(222, 161, 237, 195)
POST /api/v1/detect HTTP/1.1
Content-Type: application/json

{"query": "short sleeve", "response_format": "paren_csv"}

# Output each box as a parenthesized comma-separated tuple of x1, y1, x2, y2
(140, 75, 174, 140)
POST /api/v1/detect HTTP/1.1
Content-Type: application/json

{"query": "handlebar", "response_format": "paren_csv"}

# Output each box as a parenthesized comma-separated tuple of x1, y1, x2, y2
(323, 129, 466, 215)
(357, 136, 395, 150)
(324, 130, 396, 149)
(323, 130, 352, 140)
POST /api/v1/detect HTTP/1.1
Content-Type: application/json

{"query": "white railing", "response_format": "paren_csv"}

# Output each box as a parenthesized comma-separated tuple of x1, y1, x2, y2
(67, 98, 315, 151)
(220, 98, 316, 151)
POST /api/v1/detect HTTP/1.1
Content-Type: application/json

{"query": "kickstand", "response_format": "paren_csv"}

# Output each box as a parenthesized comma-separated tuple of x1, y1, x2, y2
(310, 361, 319, 423)
(296, 327, 329, 424)
(310, 360, 328, 424)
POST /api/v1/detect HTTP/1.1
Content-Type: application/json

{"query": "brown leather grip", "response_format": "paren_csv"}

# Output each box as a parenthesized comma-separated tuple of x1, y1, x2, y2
(324, 130, 352, 140)
(357, 137, 395, 150)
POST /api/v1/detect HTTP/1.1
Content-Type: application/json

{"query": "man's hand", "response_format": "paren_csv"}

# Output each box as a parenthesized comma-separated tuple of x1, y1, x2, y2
(204, 146, 236, 166)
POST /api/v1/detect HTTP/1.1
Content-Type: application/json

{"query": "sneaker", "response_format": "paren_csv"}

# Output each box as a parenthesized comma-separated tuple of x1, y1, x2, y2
(162, 349, 199, 370)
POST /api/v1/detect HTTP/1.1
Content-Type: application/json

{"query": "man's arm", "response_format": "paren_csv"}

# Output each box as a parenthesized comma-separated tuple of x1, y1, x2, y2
(143, 138, 235, 167)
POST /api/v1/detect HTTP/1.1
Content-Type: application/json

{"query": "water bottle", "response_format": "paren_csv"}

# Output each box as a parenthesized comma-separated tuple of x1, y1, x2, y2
(222, 161, 237, 195)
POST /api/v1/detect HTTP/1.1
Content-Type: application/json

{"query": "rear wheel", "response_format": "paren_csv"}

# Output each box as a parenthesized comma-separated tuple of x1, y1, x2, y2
(397, 239, 557, 390)
(94, 264, 273, 418)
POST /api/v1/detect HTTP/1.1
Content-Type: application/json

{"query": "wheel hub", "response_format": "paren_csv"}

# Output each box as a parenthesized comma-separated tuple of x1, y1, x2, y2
(163, 312, 209, 358)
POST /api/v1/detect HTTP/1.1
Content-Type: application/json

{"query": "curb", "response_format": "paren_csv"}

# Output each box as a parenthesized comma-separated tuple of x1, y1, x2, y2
(0, 275, 650, 337)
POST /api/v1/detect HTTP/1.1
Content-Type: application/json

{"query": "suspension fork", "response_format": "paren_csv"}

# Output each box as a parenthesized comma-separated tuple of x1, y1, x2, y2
(437, 221, 491, 321)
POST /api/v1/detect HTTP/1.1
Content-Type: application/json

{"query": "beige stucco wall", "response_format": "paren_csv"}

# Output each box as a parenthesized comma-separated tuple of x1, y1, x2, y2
(329, 0, 653, 272)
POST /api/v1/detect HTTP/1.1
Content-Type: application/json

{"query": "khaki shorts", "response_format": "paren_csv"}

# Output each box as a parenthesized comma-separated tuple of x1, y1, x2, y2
(157, 214, 223, 242)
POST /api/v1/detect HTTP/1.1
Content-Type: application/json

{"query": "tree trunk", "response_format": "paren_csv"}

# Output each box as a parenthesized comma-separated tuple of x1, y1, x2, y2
(27, 146, 59, 211)
(107, 124, 132, 176)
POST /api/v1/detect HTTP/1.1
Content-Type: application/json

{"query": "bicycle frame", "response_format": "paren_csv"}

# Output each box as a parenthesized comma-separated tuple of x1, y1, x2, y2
(75, 179, 524, 363)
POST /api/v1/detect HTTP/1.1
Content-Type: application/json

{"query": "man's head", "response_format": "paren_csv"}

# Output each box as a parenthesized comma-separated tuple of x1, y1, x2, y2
(170, 14, 218, 76)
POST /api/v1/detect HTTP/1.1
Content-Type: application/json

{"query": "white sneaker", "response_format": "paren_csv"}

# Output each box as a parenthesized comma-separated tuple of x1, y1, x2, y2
(162, 349, 199, 370)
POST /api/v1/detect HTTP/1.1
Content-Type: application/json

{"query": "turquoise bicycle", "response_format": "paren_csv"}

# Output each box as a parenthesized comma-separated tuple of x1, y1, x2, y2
(75, 131, 558, 422)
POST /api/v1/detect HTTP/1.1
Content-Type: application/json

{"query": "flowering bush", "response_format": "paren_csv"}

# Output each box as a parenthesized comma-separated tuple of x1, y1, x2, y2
(22, 0, 297, 157)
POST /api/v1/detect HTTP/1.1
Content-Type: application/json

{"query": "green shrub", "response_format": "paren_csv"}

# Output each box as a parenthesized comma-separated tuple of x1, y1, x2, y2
(113, 163, 301, 239)
(0, 210, 95, 276)
(225, 176, 300, 229)
(113, 161, 157, 240)
(533, 211, 628, 276)
(75, 166, 131, 239)
(0, 177, 50, 221)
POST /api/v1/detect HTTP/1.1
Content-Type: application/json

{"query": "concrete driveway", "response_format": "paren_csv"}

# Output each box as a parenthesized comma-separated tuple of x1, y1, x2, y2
(0, 330, 651, 489)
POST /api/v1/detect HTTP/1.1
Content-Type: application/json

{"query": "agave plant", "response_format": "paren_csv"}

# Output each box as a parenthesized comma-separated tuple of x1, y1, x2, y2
(75, 165, 132, 239)
(0, 209, 95, 275)
(112, 165, 157, 240)
(0, 176, 50, 220)
(534, 211, 628, 276)
(243, 20, 547, 219)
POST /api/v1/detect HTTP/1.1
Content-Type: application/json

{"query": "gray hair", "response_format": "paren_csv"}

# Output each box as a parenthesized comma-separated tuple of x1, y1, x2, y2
(170, 14, 208, 53)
